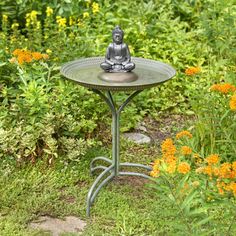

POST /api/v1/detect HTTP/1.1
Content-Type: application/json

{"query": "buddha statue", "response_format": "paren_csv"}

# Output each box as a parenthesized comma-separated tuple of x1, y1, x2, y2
(100, 26, 135, 73)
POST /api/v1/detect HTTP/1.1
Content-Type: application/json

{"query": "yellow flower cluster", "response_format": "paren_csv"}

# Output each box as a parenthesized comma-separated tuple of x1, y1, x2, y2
(10, 49, 49, 65)
(46, 7, 53, 17)
(210, 83, 236, 94)
(11, 23, 19, 30)
(185, 66, 201, 76)
(2, 14, 8, 22)
(56, 16, 67, 29)
(92, 2, 100, 14)
(176, 130, 192, 139)
(26, 10, 40, 29)
(83, 12, 90, 18)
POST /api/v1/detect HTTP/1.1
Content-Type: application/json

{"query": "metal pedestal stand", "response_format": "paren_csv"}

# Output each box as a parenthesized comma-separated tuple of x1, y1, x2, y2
(60, 56, 176, 217)
(86, 89, 152, 216)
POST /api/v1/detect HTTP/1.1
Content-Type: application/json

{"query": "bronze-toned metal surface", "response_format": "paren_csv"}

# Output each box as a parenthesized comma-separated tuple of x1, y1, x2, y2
(60, 57, 176, 91)
(98, 71, 138, 83)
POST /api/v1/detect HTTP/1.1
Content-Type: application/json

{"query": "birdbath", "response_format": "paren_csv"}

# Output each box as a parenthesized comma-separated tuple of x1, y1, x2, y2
(60, 26, 176, 216)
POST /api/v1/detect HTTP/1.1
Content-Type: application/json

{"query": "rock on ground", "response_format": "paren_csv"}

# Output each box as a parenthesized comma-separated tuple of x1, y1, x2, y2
(29, 216, 86, 236)
(123, 132, 151, 144)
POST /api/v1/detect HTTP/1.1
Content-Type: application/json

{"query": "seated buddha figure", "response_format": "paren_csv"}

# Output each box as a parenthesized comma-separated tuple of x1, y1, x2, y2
(100, 26, 135, 72)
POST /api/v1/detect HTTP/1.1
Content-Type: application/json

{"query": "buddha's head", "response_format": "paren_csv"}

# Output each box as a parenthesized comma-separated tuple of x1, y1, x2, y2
(112, 26, 124, 44)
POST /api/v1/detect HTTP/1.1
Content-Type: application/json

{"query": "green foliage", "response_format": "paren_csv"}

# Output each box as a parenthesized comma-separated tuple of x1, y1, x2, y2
(190, 86, 236, 162)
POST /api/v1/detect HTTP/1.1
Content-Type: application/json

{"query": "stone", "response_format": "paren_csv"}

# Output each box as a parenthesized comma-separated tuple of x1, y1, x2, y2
(123, 132, 151, 144)
(29, 216, 86, 236)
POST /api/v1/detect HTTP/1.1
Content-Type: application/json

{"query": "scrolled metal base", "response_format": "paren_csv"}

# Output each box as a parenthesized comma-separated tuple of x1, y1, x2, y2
(86, 159, 152, 216)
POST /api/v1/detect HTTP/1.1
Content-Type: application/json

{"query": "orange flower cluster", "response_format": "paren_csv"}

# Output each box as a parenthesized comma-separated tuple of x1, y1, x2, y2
(161, 138, 177, 162)
(229, 94, 236, 111)
(205, 154, 220, 165)
(150, 138, 191, 177)
(178, 162, 191, 174)
(185, 66, 201, 76)
(217, 181, 236, 196)
(210, 83, 236, 94)
(197, 156, 236, 196)
(176, 130, 192, 139)
(181, 146, 192, 155)
(11, 49, 49, 65)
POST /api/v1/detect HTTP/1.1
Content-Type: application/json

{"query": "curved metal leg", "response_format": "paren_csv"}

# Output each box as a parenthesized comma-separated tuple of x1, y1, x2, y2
(86, 89, 154, 217)
(120, 162, 152, 171)
(86, 165, 115, 216)
(90, 156, 112, 174)
(119, 172, 151, 179)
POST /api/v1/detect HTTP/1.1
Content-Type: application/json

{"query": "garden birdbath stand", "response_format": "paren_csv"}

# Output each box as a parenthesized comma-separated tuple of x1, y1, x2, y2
(61, 56, 175, 216)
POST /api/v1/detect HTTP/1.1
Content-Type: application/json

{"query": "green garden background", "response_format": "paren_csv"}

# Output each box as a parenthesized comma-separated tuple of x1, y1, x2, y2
(0, 0, 235, 235)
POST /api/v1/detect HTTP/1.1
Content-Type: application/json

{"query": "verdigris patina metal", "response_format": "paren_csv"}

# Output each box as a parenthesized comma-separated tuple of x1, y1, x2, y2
(60, 28, 176, 216)
(100, 26, 135, 73)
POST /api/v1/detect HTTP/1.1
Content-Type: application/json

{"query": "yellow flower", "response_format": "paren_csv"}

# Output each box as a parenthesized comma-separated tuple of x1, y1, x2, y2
(56, 16, 67, 28)
(230, 94, 236, 111)
(77, 18, 83, 27)
(46, 6, 53, 17)
(2, 14, 8, 22)
(30, 10, 38, 20)
(176, 130, 192, 139)
(185, 66, 201, 76)
(177, 162, 190, 174)
(25, 10, 38, 27)
(83, 12, 90, 18)
(210, 83, 236, 94)
(46, 49, 52, 54)
(92, 2, 100, 14)
(11, 23, 19, 30)
(205, 154, 220, 165)
(181, 146, 192, 155)
(69, 16, 74, 26)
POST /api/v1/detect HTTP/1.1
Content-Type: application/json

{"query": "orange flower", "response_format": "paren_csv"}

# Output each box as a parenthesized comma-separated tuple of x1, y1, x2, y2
(42, 53, 49, 60)
(228, 182, 236, 196)
(11, 49, 49, 65)
(176, 130, 192, 139)
(166, 161, 176, 174)
(181, 146, 192, 155)
(203, 165, 213, 177)
(32, 52, 43, 60)
(210, 83, 236, 94)
(185, 66, 201, 75)
(229, 94, 236, 111)
(205, 154, 220, 165)
(150, 170, 159, 178)
(177, 162, 190, 174)
(219, 162, 232, 179)
(161, 138, 176, 157)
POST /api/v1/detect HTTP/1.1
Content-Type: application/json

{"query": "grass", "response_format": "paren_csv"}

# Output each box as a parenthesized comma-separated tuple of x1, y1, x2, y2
(0, 139, 179, 236)
(1, 137, 235, 235)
